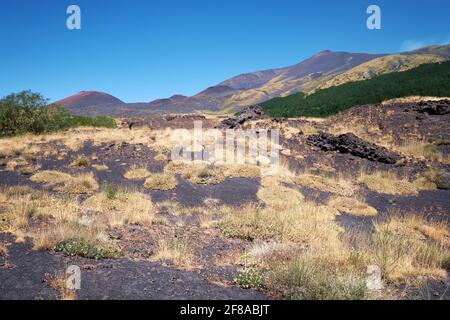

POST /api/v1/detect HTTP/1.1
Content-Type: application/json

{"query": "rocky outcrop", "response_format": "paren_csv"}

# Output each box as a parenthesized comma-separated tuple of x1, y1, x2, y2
(218, 106, 267, 129)
(307, 132, 401, 164)
(403, 100, 450, 115)
(163, 114, 206, 122)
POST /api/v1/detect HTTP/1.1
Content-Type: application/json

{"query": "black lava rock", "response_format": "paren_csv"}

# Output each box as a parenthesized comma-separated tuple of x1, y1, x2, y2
(307, 132, 401, 164)
(217, 106, 267, 129)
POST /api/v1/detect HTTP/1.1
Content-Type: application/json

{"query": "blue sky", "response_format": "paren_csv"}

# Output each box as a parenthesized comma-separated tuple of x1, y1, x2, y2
(0, 0, 449, 102)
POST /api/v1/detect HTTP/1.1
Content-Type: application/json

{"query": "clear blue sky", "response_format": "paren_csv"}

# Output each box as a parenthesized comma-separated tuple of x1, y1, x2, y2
(1, 0, 449, 102)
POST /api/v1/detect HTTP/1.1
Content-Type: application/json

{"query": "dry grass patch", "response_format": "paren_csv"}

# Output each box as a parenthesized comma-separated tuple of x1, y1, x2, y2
(222, 164, 261, 178)
(218, 202, 342, 245)
(69, 155, 91, 168)
(0, 242, 9, 256)
(123, 166, 151, 180)
(291, 173, 356, 197)
(6, 157, 28, 172)
(165, 162, 225, 185)
(45, 273, 77, 300)
(358, 171, 420, 196)
(382, 96, 450, 105)
(265, 254, 368, 300)
(0, 188, 112, 256)
(395, 141, 447, 163)
(151, 233, 200, 271)
(219, 181, 342, 247)
(30, 170, 72, 185)
(92, 164, 109, 171)
(299, 123, 319, 137)
(156, 200, 207, 216)
(144, 172, 178, 191)
(219, 180, 369, 299)
(257, 177, 304, 211)
(31, 171, 99, 194)
(55, 173, 99, 194)
(328, 196, 378, 217)
(33, 221, 101, 252)
(84, 188, 154, 227)
(154, 153, 168, 161)
(369, 215, 450, 283)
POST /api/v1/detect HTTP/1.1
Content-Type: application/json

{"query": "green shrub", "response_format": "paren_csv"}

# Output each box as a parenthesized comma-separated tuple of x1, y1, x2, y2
(234, 268, 265, 289)
(103, 184, 121, 200)
(71, 156, 91, 167)
(0, 91, 116, 137)
(55, 238, 118, 260)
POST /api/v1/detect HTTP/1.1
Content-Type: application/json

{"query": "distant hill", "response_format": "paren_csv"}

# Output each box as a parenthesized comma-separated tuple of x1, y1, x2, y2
(56, 91, 124, 108)
(260, 61, 450, 118)
(55, 44, 450, 116)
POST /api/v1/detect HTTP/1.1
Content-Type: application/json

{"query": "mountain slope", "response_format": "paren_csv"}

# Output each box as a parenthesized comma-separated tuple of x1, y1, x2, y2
(315, 53, 446, 91)
(220, 51, 386, 109)
(144, 50, 385, 112)
(260, 61, 450, 117)
(56, 91, 124, 109)
(55, 44, 450, 116)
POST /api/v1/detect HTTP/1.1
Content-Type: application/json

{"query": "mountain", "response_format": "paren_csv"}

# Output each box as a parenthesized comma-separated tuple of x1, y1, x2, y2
(55, 44, 450, 116)
(260, 61, 450, 117)
(56, 91, 124, 108)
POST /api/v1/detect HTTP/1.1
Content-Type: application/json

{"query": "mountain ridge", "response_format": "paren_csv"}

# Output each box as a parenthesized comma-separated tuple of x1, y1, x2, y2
(56, 44, 450, 116)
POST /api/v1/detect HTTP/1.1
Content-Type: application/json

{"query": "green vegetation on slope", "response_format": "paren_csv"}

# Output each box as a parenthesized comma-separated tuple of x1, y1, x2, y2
(0, 91, 116, 137)
(260, 62, 450, 118)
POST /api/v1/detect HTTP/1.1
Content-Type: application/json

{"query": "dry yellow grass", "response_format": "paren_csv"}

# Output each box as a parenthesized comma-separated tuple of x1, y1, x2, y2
(84, 189, 154, 227)
(0, 126, 166, 157)
(56, 173, 99, 194)
(217, 179, 367, 299)
(156, 200, 207, 216)
(0, 242, 8, 256)
(370, 215, 450, 282)
(0, 188, 106, 252)
(151, 233, 200, 271)
(30, 170, 72, 185)
(69, 155, 91, 168)
(257, 176, 304, 211)
(220, 180, 449, 297)
(221, 178, 342, 250)
(222, 164, 261, 178)
(33, 222, 100, 251)
(92, 164, 109, 171)
(5, 157, 28, 172)
(382, 96, 450, 105)
(45, 273, 77, 300)
(358, 171, 420, 196)
(165, 162, 225, 185)
(395, 141, 447, 163)
(328, 196, 378, 217)
(123, 166, 151, 180)
(154, 153, 168, 161)
(291, 173, 356, 197)
(31, 171, 99, 194)
(143, 172, 178, 191)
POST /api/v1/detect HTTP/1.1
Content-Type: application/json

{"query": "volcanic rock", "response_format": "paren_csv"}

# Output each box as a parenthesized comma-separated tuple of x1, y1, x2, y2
(307, 132, 401, 164)
(403, 100, 450, 115)
(218, 106, 267, 129)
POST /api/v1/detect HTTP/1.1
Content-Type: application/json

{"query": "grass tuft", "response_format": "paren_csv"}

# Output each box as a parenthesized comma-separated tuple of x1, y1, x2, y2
(144, 172, 178, 191)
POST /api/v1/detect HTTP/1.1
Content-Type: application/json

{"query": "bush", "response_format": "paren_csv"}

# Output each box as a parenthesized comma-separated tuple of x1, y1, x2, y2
(0, 91, 116, 137)
(234, 268, 265, 289)
(55, 238, 118, 260)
